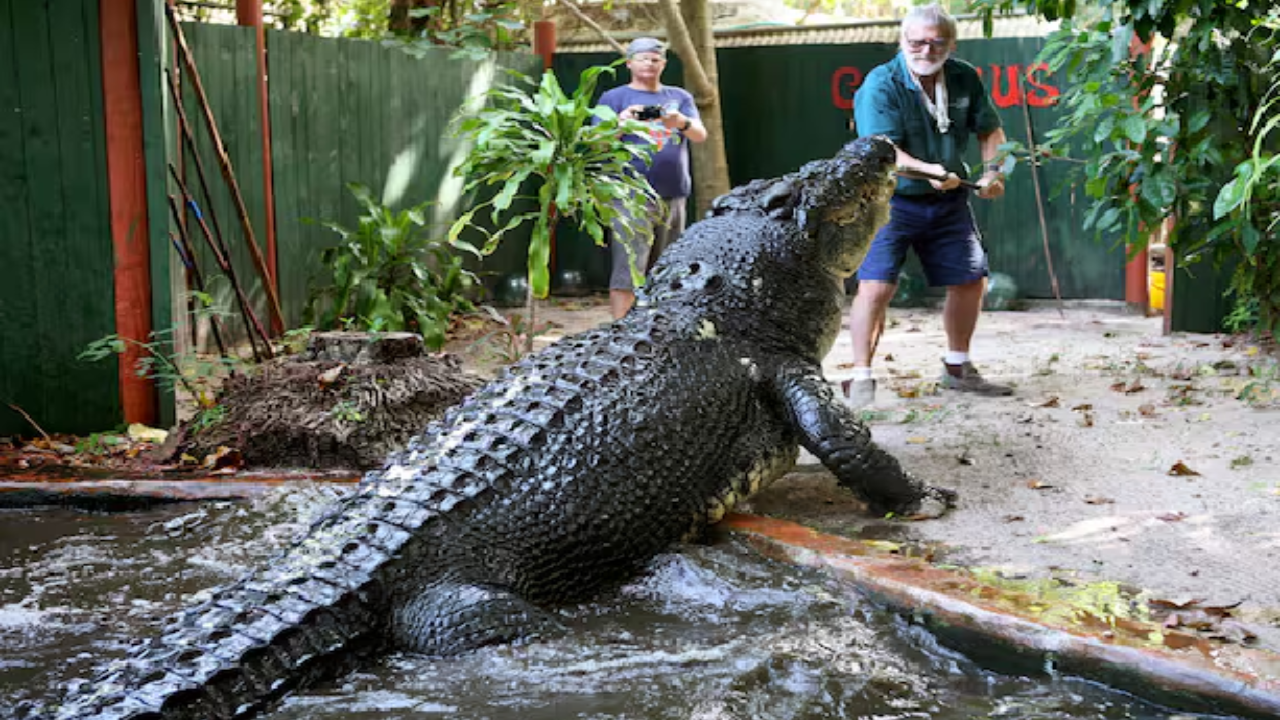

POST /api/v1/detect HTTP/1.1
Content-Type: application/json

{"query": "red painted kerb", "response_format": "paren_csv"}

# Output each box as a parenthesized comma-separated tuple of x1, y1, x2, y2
(101, 0, 158, 425)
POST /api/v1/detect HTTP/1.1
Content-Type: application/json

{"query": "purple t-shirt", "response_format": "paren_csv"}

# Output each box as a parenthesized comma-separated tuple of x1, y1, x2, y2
(597, 85, 699, 199)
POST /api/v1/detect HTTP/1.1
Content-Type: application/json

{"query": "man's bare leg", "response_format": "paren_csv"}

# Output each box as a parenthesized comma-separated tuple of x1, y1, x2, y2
(610, 289, 636, 320)
(941, 277, 985, 358)
(939, 277, 1012, 395)
(843, 280, 897, 406)
(849, 280, 899, 366)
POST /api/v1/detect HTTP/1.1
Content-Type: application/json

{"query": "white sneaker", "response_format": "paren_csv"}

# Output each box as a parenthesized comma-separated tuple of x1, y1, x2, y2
(842, 378, 877, 408)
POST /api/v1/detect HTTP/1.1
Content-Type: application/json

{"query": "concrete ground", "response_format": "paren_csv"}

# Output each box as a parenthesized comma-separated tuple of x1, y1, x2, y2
(529, 295, 1280, 663)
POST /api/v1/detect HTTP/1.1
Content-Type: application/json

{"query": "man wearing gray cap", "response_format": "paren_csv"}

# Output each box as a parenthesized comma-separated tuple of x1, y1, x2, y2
(598, 37, 708, 319)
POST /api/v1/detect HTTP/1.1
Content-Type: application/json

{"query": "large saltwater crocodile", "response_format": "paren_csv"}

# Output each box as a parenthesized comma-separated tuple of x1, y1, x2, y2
(37, 135, 955, 719)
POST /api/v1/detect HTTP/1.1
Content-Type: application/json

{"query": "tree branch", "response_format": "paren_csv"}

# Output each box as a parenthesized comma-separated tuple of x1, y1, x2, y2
(5, 400, 52, 443)
(657, 0, 716, 103)
(554, 0, 628, 56)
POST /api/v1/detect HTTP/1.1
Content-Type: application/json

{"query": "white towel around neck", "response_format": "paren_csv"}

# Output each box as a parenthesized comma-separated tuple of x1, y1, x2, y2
(911, 70, 951, 134)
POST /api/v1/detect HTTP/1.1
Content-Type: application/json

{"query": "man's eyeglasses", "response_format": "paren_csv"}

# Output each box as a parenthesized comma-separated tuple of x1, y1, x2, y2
(904, 38, 951, 51)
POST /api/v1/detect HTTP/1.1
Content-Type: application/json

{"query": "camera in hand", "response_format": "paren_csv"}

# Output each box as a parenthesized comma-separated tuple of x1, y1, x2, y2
(636, 105, 666, 121)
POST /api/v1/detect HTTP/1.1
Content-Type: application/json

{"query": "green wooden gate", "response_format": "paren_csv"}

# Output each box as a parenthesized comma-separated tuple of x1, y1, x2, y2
(552, 39, 1126, 300)
(0, 0, 119, 436)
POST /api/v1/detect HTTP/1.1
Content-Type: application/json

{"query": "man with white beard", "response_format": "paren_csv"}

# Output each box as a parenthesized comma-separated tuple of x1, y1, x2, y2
(843, 3, 1013, 407)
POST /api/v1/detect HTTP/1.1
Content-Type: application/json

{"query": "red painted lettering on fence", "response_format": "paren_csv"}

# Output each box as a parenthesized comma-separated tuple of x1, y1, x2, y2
(831, 66, 864, 110)
(989, 64, 1022, 108)
(833, 62, 1061, 109)
(1024, 63, 1060, 107)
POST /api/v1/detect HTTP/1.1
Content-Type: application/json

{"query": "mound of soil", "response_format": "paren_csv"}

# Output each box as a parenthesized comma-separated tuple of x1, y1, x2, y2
(175, 332, 485, 471)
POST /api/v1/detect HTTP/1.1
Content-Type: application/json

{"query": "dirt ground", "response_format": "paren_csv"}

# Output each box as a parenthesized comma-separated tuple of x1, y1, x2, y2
(526, 295, 1280, 654)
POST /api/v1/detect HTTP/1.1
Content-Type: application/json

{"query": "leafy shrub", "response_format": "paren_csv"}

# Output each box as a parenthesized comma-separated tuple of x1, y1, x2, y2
(305, 182, 479, 350)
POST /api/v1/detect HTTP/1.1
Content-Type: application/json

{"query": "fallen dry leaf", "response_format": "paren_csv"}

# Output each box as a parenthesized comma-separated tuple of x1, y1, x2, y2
(1157, 511, 1188, 522)
(1149, 597, 1209, 611)
(318, 365, 345, 389)
(1071, 403, 1093, 412)
(1003, 514, 1025, 522)
(1084, 496, 1115, 505)
(1026, 479, 1054, 490)
(202, 445, 243, 472)
(906, 436, 930, 444)
(1078, 412, 1095, 428)
(1124, 380, 1146, 394)
(1168, 461, 1201, 477)
(884, 354, 895, 362)
(1138, 403, 1157, 417)
(1110, 381, 1127, 392)
(1031, 396, 1061, 408)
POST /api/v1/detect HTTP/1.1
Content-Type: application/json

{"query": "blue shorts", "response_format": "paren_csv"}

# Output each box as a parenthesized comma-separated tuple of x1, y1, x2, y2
(856, 192, 989, 287)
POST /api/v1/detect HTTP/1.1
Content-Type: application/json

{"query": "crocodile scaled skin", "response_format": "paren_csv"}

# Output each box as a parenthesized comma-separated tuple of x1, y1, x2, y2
(34, 135, 954, 720)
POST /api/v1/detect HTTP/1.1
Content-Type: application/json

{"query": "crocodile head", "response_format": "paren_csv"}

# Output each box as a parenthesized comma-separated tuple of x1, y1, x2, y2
(635, 135, 897, 357)
(792, 135, 897, 278)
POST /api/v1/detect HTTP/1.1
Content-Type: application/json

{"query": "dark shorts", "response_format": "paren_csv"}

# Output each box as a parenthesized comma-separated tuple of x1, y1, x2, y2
(609, 197, 687, 291)
(856, 191, 989, 287)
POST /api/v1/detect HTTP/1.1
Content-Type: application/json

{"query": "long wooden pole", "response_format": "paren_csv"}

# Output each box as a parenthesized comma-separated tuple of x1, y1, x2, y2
(1018, 72, 1064, 319)
(165, 69, 232, 283)
(166, 224, 230, 361)
(164, 0, 285, 335)
(169, 168, 274, 360)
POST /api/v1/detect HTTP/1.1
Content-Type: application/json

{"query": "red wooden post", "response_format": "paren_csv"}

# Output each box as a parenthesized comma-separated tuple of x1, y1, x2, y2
(533, 19, 559, 274)
(237, 0, 281, 333)
(1125, 32, 1152, 314)
(533, 19, 557, 70)
(1125, 245, 1149, 313)
(101, 0, 158, 425)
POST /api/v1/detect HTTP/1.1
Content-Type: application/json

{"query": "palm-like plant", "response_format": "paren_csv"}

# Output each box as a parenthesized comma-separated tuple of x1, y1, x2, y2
(449, 62, 663, 340)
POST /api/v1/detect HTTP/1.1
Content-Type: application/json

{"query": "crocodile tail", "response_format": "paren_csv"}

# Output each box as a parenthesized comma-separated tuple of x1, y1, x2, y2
(44, 506, 408, 720)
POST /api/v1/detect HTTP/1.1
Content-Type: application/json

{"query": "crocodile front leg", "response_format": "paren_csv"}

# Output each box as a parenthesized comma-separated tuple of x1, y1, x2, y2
(774, 362, 957, 517)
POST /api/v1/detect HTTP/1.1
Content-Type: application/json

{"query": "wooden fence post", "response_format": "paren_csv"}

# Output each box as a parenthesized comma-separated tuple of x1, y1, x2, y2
(101, 0, 159, 425)
(237, 0, 280, 333)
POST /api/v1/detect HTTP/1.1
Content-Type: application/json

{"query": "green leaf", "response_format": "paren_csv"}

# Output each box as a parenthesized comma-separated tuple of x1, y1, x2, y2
(1140, 170, 1176, 208)
(492, 169, 531, 215)
(1187, 109, 1211, 134)
(1214, 177, 1247, 219)
(1098, 206, 1122, 232)
(1094, 115, 1115, 143)
(531, 138, 556, 166)
(1120, 115, 1148, 144)
(1241, 223, 1261, 254)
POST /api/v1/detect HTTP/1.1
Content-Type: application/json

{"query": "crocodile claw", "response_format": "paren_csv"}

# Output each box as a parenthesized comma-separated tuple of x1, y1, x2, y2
(873, 484, 958, 520)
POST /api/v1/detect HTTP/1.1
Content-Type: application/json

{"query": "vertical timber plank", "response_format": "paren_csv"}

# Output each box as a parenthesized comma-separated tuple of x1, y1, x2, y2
(0, 0, 41, 436)
(14, 0, 68, 430)
(267, 30, 300, 326)
(52, 0, 119, 428)
(136, 0, 173, 427)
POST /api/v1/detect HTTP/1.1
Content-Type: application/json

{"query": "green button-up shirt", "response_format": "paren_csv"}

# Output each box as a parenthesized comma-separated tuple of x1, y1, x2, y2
(854, 54, 1001, 196)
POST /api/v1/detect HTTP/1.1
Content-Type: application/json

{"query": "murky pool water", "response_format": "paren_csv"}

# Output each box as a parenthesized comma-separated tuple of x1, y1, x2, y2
(0, 492, 1227, 719)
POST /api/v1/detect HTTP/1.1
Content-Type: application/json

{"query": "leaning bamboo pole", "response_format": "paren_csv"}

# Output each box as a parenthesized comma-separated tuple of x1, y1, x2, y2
(164, 0, 285, 335)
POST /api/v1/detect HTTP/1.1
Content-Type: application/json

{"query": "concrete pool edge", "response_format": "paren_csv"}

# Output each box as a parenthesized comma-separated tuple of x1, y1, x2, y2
(723, 513, 1280, 719)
